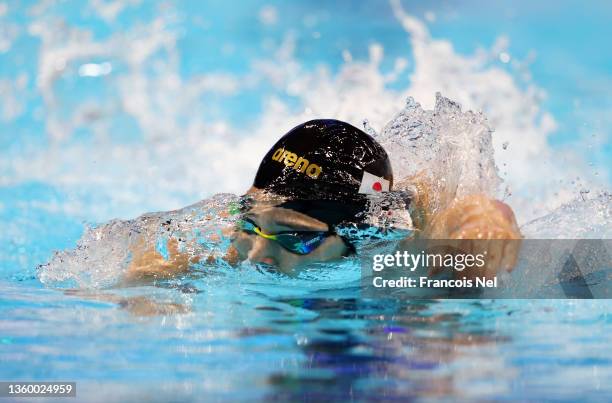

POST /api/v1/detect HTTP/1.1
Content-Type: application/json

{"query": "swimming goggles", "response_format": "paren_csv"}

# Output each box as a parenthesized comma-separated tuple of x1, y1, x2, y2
(238, 218, 336, 255)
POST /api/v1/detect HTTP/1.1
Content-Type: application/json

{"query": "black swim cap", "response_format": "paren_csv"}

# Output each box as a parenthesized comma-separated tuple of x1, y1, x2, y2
(252, 119, 394, 225)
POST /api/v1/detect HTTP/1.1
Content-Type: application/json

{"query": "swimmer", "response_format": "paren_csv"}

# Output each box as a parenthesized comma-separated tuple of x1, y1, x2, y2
(125, 119, 521, 282)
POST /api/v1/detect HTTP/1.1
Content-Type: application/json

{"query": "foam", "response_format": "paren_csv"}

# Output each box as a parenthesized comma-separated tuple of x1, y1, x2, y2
(38, 193, 239, 288)
(0, 0, 608, 227)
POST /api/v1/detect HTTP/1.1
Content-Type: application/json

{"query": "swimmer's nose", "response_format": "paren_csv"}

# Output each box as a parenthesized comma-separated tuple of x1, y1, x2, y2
(247, 237, 277, 266)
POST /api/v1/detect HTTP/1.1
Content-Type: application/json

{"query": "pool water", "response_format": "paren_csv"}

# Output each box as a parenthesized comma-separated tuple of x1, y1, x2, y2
(2, 187, 611, 401)
(1, 0, 611, 401)
(2, 274, 611, 401)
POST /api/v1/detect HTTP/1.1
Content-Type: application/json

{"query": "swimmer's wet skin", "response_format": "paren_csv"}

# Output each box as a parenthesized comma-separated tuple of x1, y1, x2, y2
(125, 119, 521, 280)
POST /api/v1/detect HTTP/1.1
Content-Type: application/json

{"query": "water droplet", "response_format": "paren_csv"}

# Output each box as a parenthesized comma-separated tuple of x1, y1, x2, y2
(405, 96, 417, 108)
(502, 141, 509, 150)
(579, 188, 590, 201)
(503, 185, 512, 199)
(499, 52, 511, 63)
(362, 119, 377, 136)
(78, 62, 112, 77)
(342, 49, 352, 62)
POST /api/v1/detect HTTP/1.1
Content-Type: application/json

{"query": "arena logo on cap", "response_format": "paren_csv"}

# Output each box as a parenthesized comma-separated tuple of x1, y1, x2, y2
(358, 171, 390, 194)
(271, 148, 323, 179)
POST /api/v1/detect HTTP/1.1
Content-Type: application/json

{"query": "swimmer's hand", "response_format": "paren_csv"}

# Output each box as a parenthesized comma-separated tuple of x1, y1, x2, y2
(424, 194, 522, 280)
(124, 237, 201, 284)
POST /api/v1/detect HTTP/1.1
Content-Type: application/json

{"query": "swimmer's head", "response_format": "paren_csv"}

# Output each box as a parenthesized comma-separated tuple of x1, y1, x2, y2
(231, 202, 354, 274)
(253, 119, 393, 224)
(232, 120, 397, 274)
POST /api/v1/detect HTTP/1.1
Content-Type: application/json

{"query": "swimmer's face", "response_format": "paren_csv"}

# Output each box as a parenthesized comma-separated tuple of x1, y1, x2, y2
(231, 190, 350, 274)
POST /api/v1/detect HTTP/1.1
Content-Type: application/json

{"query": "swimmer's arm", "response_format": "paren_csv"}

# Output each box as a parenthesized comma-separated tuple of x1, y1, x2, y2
(400, 173, 522, 279)
(64, 289, 189, 316)
(123, 228, 240, 285)
(424, 194, 522, 280)
(123, 237, 199, 284)
(394, 171, 442, 233)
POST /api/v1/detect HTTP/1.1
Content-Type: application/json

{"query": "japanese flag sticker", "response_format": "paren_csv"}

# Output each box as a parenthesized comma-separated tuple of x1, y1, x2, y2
(358, 171, 390, 194)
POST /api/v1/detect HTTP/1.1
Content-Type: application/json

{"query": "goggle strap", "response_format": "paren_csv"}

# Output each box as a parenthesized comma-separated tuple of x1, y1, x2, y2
(253, 226, 277, 240)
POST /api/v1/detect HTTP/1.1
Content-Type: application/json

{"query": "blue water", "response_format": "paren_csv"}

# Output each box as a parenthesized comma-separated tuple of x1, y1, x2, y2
(2, 275, 611, 401)
(1, 0, 611, 401)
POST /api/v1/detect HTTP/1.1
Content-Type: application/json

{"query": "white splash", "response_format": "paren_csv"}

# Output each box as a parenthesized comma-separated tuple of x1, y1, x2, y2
(521, 192, 612, 239)
(258, 5, 278, 26)
(38, 193, 239, 288)
(376, 93, 501, 213)
(78, 62, 112, 77)
(89, 0, 141, 23)
(0, 0, 608, 230)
